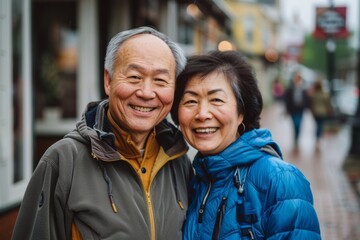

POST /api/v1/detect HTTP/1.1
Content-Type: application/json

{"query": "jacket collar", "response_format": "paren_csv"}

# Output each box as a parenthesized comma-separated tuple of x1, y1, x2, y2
(77, 99, 188, 161)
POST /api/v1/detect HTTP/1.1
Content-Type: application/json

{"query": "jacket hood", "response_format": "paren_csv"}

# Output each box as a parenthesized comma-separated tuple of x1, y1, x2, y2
(193, 128, 282, 179)
(64, 99, 188, 162)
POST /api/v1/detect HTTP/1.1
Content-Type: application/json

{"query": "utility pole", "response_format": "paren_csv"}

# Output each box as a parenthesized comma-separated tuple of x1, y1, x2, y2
(348, 0, 360, 156)
(326, 1, 336, 97)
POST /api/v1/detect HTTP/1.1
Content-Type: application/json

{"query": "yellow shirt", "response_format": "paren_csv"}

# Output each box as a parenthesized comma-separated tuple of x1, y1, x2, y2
(107, 110, 159, 192)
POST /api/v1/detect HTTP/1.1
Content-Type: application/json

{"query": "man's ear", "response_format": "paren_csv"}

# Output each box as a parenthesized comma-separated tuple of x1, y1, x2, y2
(104, 70, 111, 96)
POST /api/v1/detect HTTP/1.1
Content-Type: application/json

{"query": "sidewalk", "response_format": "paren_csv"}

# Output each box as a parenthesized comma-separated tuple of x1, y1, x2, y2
(261, 102, 360, 240)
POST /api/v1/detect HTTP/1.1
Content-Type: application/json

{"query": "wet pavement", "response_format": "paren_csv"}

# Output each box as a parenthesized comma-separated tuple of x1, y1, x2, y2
(261, 102, 360, 240)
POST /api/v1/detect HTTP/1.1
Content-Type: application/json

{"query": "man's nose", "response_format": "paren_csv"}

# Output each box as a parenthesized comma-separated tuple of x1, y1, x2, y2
(136, 80, 156, 99)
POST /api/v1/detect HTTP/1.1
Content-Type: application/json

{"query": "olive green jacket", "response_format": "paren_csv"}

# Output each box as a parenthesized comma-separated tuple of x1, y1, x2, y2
(12, 100, 192, 240)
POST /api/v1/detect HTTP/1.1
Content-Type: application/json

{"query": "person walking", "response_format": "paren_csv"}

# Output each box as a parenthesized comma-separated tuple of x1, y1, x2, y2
(271, 77, 285, 102)
(12, 26, 193, 240)
(309, 78, 333, 150)
(284, 71, 310, 150)
(171, 50, 321, 239)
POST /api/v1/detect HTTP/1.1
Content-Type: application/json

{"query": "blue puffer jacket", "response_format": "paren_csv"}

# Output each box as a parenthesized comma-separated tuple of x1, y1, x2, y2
(183, 128, 321, 240)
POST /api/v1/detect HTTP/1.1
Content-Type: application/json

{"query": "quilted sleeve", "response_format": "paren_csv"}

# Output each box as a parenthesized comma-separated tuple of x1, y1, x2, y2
(261, 166, 321, 239)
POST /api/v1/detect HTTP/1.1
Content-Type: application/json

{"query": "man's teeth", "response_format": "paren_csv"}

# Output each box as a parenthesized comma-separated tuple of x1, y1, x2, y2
(132, 106, 154, 112)
(194, 128, 217, 133)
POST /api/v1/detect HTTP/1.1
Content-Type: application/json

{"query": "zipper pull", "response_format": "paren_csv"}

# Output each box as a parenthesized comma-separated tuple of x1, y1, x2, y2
(241, 228, 255, 240)
(109, 194, 118, 213)
(198, 205, 205, 223)
(249, 229, 255, 240)
(178, 200, 184, 209)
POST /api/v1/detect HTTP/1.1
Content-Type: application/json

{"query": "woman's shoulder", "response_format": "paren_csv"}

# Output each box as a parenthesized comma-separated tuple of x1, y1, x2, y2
(249, 156, 309, 191)
(252, 154, 295, 173)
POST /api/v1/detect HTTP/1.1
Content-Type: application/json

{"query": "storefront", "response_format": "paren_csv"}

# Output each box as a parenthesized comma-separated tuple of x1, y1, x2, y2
(1, 0, 101, 213)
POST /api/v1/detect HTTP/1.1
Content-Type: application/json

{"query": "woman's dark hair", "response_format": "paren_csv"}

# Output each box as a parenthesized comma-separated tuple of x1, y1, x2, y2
(170, 50, 263, 134)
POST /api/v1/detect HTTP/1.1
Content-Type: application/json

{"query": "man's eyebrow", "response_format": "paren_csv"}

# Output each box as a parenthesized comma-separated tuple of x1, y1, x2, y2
(127, 63, 171, 76)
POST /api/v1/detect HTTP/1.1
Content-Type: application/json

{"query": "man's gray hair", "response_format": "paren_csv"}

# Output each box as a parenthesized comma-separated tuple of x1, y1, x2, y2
(104, 26, 186, 79)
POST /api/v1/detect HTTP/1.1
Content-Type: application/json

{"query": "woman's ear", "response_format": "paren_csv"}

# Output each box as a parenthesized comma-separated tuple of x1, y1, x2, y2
(104, 70, 111, 96)
(237, 114, 244, 127)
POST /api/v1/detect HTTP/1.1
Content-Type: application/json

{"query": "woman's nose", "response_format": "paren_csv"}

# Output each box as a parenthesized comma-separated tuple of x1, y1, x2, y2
(195, 103, 212, 121)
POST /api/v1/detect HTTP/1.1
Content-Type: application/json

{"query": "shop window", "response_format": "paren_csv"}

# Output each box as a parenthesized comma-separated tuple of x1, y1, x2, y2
(33, 1, 78, 122)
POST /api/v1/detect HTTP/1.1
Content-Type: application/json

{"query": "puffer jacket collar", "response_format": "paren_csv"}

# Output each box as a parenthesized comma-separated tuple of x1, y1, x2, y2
(192, 128, 282, 181)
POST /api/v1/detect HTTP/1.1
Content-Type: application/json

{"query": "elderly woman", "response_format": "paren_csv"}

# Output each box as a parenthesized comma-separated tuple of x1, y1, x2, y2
(171, 50, 321, 239)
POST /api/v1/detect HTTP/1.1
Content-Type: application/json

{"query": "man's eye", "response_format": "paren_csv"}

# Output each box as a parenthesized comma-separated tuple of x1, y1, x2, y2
(127, 76, 142, 83)
(155, 78, 169, 85)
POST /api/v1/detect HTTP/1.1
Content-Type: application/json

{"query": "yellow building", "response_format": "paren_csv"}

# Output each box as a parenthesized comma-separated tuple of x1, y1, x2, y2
(224, 0, 281, 104)
(224, 0, 280, 56)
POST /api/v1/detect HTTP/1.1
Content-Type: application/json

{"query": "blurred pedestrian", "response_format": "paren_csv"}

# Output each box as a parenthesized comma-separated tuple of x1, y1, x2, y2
(284, 71, 310, 150)
(309, 77, 333, 150)
(271, 77, 285, 102)
(171, 50, 321, 239)
(12, 26, 193, 240)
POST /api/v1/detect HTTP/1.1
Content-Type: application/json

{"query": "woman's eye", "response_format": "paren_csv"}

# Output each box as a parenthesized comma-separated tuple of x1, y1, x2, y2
(182, 99, 197, 105)
(212, 98, 224, 103)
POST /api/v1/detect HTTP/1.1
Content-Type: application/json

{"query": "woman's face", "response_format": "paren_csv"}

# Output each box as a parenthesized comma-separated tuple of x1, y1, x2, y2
(178, 71, 243, 156)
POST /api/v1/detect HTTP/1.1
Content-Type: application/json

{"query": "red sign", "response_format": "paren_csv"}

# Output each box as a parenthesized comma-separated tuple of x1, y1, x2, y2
(313, 6, 349, 39)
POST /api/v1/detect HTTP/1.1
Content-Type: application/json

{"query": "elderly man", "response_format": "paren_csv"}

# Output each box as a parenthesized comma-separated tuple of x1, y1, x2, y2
(12, 26, 192, 240)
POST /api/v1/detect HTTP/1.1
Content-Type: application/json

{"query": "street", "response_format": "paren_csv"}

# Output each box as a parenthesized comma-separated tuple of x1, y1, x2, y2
(261, 102, 360, 240)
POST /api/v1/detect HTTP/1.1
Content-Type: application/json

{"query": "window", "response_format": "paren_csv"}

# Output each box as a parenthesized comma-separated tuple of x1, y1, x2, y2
(33, 1, 78, 123)
(244, 15, 255, 44)
(0, 0, 33, 210)
(33, 0, 100, 136)
(0, 0, 100, 210)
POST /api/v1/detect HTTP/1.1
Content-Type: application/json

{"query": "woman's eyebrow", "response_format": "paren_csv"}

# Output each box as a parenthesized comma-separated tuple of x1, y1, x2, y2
(183, 90, 198, 96)
(208, 89, 225, 95)
(183, 88, 225, 96)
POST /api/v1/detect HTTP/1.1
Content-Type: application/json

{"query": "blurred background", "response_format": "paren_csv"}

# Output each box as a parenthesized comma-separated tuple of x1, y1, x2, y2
(0, 0, 359, 239)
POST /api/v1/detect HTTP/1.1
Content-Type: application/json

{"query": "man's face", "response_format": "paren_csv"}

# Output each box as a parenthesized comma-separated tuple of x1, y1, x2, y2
(104, 34, 176, 138)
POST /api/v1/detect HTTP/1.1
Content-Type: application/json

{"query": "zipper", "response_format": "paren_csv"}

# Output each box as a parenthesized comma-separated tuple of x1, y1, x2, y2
(198, 180, 212, 223)
(130, 167, 156, 240)
(123, 163, 157, 240)
(212, 197, 227, 240)
(146, 192, 156, 240)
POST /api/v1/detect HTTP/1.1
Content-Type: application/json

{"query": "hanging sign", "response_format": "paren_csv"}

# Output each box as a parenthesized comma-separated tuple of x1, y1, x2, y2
(313, 6, 349, 39)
